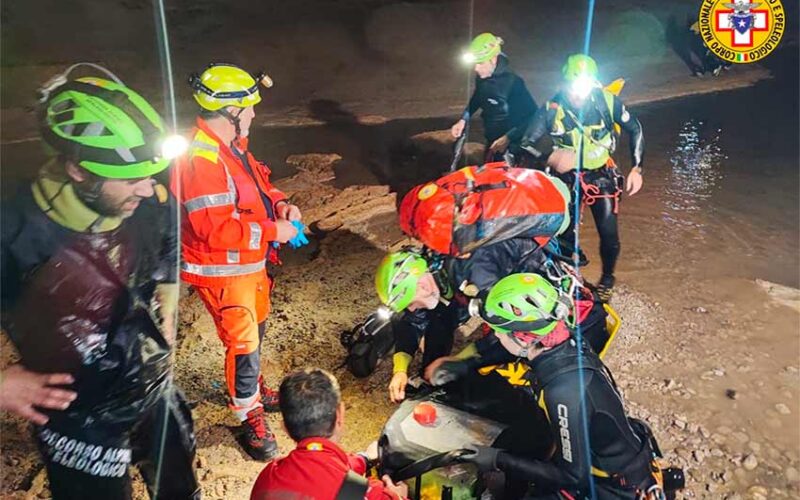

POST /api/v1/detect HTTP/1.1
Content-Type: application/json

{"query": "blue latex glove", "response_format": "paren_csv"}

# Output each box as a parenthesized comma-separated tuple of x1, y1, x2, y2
(272, 221, 309, 249)
(288, 220, 309, 249)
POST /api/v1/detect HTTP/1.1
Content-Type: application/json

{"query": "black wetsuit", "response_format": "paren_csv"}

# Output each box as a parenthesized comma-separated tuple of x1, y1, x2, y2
(521, 88, 643, 282)
(1, 185, 198, 500)
(495, 339, 659, 499)
(464, 55, 538, 158)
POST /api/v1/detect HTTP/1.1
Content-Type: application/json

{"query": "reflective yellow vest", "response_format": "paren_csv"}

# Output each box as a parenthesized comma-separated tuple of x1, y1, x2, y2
(548, 89, 616, 170)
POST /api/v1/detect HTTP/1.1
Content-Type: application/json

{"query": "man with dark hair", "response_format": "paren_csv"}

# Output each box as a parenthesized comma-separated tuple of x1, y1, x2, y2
(251, 368, 408, 500)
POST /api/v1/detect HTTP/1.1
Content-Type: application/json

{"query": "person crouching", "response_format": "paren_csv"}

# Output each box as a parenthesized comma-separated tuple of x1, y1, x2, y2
(251, 368, 408, 500)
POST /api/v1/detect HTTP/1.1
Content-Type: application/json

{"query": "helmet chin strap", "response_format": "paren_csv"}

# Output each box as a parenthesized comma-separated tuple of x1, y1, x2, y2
(497, 331, 540, 360)
(216, 107, 243, 139)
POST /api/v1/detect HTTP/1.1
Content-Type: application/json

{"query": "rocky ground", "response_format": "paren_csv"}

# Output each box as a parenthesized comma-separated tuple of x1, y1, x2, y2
(2, 136, 798, 498)
(2, 1, 799, 498)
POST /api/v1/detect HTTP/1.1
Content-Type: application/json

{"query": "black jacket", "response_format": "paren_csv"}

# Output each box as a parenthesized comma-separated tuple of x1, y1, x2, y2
(465, 55, 538, 144)
(395, 238, 548, 357)
(1, 185, 175, 428)
(445, 237, 547, 299)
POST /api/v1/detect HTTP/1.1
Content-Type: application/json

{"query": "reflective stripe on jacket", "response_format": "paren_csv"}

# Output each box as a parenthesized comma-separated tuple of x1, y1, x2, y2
(171, 118, 286, 287)
(549, 88, 615, 170)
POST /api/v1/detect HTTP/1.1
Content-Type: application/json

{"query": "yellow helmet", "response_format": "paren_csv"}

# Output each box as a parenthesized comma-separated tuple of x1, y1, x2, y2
(189, 63, 267, 111)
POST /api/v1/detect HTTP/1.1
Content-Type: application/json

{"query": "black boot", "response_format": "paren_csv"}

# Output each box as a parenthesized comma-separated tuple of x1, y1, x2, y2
(595, 274, 615, 303)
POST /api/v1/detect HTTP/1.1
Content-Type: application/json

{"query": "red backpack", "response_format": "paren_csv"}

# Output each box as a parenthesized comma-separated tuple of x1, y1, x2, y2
(399, 162, 570, 256)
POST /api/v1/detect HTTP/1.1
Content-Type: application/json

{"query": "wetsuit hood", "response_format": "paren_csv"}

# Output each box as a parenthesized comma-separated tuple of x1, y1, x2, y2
(494, 54, 510, 75)
(473, 53, 511, 82)
(529, 338, 604, 388)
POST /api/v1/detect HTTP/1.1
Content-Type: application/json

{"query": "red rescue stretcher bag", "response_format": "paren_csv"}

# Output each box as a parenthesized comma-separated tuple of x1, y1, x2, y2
(399, 162, 571, 256)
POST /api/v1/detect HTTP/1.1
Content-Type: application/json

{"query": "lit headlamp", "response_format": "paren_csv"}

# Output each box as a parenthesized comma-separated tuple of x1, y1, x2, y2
(568, 75, 597, 100)
(376, 306, 393, 321)
(159, 134, 188, 160)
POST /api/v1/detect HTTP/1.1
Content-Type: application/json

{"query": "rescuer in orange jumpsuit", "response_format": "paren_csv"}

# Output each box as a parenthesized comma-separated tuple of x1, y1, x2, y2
(172, 63, 301, 461)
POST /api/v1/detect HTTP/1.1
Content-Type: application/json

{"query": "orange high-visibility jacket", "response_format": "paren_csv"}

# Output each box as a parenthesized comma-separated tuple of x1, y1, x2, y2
(171, 118, 287, 287)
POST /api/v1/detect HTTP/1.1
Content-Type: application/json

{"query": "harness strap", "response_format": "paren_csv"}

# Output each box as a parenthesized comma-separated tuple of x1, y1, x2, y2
(576, 163, 623, 216)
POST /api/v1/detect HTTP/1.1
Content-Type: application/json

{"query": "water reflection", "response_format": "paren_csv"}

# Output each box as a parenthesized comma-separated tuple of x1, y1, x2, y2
(662, 119, 726, 229)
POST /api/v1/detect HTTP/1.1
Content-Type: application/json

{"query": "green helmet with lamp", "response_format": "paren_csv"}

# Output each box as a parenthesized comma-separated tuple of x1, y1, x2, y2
(39, 63, 184, 179)
(562, 54, 600, 100)
(562, 53, 599, 82)
(375, 251, 429, 312)
(462, 32, 504, 64)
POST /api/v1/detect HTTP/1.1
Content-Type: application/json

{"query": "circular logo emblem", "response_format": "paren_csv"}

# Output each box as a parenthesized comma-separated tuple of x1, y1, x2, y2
(417, 183, 438, 200)
(698, 0, 785, 64)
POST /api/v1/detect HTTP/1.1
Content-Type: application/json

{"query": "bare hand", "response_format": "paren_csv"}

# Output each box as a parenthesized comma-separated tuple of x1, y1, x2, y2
(389, 372, 408, 403)
(274, 219, 299, 243)
(450, 119, 466, 139)
(626, 169, 643, 196)
(155, 283, 178, 345)
(382, 475, 409, 498)
(277, 202, 302, 221)
(423, 356, 455, 383)
(0, 365, 77, 425)
(489, 135, 510, 153)
(364, 440, 379, 461)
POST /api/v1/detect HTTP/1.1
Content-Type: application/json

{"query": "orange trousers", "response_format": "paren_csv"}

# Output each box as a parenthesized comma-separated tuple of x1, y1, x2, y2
(195, 274, 271, 420)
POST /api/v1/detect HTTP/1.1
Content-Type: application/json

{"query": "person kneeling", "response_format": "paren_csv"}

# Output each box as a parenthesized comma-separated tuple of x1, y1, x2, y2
(439, 274, 677, 499)
(251, 368, 408, 500)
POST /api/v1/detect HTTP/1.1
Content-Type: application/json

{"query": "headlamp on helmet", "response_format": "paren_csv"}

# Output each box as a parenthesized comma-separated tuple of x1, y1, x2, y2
(462, 33, 503, 65)
(159, 134, 189, 160)
(38, 63, 176, 179)
(569, 74, 597, 99)
(188, 63, 274, 112)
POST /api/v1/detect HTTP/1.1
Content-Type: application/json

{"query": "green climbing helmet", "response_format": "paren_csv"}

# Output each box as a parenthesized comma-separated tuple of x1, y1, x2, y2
(482, 273, 561, 336)
(464, 33, 503, 64)
(41, 75, 171, 179)
(561, 54, 599, 82)
(375, 251, 429, 312)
